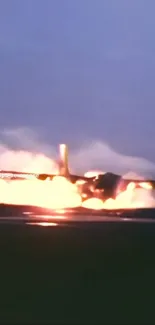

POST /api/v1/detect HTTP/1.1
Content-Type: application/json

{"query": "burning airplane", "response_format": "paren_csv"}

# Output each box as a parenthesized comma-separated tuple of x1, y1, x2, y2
(0, 144, 154, 211)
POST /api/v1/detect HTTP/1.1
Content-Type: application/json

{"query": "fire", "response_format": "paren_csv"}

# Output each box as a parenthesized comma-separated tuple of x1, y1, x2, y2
(0, 176, 82, 209)
(0, 175, 154, 210)
(139, 182, 152, 190)
(84, 170, 104, 178)
(0, 143, 154, 211)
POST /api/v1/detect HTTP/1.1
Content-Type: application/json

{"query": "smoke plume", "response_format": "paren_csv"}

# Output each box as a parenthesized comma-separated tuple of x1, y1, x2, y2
(0, 128, 57, 173)
(0, 127, 155, 178)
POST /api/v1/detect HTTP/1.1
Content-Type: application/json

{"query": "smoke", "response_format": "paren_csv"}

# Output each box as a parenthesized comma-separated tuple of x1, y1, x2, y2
(0, 127, 155, 178)
(70, 141, 155, 178)
(0, 127, 57, 173)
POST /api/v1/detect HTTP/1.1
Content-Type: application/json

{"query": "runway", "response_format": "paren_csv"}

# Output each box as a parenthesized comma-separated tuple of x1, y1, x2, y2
(0, 206, 155, 324)
(0, 214, 155, 226)
(0, 202, 155, 226)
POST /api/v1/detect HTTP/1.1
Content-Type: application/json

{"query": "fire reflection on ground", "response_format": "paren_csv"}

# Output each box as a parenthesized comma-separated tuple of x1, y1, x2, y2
(26, 222, 58, 227)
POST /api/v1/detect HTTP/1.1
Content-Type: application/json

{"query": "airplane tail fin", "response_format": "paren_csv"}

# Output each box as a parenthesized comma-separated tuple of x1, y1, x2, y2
(58, 144, 69, 177)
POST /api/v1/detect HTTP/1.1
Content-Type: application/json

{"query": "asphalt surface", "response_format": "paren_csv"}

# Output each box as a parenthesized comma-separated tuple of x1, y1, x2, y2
(0, 215, 155, 324)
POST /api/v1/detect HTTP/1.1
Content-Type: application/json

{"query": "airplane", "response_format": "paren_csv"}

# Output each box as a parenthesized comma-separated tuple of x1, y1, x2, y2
(0, 144, 154, 201)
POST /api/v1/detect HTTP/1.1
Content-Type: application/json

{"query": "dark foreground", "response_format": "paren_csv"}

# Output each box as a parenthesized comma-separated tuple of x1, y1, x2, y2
(0, 218, 155, 324)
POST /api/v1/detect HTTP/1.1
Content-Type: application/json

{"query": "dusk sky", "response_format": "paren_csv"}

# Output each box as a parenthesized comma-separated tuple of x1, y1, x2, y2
(0, 0, 155, 164)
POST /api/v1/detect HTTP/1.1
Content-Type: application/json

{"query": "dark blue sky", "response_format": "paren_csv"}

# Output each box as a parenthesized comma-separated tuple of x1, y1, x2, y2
(0, 0, 155, 161)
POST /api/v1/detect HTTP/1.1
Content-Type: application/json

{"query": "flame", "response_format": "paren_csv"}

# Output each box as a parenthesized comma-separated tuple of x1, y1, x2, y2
(0, 176, 82, 209)
(82, 198, 105, 210)
(84, 170, 104, 178)
(139, 182, 152, 190)
(0, 174, 154, 210)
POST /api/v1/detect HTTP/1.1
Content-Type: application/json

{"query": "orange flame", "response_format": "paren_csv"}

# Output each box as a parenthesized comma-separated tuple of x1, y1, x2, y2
(0, 175, 154, 210)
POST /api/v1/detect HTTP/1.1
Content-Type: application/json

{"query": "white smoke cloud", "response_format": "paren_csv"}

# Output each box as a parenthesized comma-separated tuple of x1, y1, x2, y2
(0, 127, 57, 173)
(0, 127, 155, 178)
(70, 141, 155, 178)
